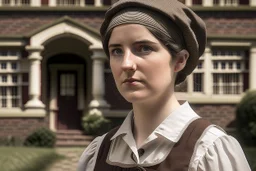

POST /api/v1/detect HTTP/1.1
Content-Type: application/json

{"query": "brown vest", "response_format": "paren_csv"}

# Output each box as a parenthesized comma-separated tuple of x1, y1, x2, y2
(94, 118, 211, 171)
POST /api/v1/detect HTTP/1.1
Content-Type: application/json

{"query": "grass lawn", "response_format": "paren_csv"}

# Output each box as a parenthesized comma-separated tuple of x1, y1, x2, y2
(0, 147, 64, 171)
(244, 147, 256, 171)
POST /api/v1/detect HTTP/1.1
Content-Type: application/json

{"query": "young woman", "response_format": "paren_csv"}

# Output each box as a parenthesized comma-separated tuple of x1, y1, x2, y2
(78, 0, 251, 170)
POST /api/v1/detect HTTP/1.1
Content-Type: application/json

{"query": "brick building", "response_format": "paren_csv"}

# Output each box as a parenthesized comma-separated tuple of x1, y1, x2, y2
(0, 0, 256, 140)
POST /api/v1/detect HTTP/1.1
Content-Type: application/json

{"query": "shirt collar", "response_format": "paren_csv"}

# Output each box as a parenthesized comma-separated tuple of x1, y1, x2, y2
(110, 110, 134, 141)
(110, 102, 200, 142)
(154, 102, 200, 142)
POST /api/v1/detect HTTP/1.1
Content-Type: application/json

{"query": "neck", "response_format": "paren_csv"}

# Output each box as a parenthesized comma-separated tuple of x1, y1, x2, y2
(132, 94, 180, 148)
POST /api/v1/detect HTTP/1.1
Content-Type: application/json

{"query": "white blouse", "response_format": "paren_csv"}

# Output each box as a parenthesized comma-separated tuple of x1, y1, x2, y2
(78, 102, 251, 171)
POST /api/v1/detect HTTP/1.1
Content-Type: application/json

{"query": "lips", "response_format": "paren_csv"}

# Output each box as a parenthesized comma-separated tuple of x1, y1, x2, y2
(123, 78, 140, 83)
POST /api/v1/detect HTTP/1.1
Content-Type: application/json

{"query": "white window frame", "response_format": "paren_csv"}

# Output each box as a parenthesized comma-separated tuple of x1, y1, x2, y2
(176, 42, 251, 104)
(0, 0, 31, 6)
(0, 50, 25, 108)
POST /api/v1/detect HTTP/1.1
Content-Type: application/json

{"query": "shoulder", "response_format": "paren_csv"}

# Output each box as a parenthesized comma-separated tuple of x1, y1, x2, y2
(77, 134, 106, 171)
(190, 126, 251, 171)
(77, 126, 121, 171)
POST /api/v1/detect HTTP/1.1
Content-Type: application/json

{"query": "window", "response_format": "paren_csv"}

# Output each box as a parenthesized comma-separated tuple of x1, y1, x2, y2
(213, 0, 247, 6)
(1, 63, 7, 70)
(211, 49, 248, 95)
(192, 58, 204, 93)
(60, 74, 76, 96)
(1, 0, 30, 6)
(193, 0, 202, 5)
(193, 73, 203, 92)
(0, 50, 22, 108)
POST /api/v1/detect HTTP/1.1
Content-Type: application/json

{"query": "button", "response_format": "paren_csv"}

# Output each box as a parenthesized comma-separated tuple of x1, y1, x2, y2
(138, 148, 145, 157)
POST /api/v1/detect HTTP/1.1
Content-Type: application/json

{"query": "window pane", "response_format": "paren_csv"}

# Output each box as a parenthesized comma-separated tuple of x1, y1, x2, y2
(2, 75, 7, 83)
(12, 75, 18, 83)
(12, 99, 19, 107)
(0, 51, 8, 56)
(213, 73, 242, 95)
(0, 87, 7, 96)
(1, 99, 7, 107)
(11, 63, 17, 70)
(193, 73, 203, 92)
(11, 87, 18, 96)
(1, 63, 7, 69)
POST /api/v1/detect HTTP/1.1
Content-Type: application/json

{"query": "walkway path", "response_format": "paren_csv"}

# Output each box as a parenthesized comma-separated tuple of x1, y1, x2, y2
(47, 148, 85, 171)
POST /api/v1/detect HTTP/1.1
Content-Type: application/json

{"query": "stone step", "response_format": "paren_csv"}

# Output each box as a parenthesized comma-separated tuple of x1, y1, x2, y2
(55, 140, 91, 147)
(55, 129, 94, 147)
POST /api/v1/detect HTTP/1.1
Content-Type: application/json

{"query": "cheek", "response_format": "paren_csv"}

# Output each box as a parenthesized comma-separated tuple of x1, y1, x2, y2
(110, 61, 121, 81)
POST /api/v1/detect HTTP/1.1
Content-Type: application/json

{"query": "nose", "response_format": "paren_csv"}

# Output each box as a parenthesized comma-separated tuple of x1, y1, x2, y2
(121, 51, 136, 72)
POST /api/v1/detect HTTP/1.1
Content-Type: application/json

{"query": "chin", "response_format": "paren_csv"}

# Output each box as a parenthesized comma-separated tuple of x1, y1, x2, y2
(121, 92, 148, 103)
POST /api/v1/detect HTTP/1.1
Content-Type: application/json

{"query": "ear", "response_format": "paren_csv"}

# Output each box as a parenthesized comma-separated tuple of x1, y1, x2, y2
(174, 49, 189, 73)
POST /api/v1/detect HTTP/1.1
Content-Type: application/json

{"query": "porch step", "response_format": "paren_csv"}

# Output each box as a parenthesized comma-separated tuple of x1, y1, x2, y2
(55, 130, 94, 147)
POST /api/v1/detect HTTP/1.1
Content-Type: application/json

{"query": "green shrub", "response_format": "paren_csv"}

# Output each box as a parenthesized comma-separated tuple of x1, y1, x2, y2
(236, 90, 256, 146)
(82, 113, 111, 136)
(23, 127, 56, 148)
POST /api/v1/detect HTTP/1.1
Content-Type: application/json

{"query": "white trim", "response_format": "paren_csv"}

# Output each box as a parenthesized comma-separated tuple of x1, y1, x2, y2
(250, 0, 256, 6)
(210, 42, 252, 47)
(0, 40, 25, 46)
(176, 92, 242, 104)
(30, 0, 41, 6)
(49, 64, 85, 131)
(204, 47, 212, 95)
(250, 47, 256, 89)
(203, 0, 213, 6)
(49, 0, 57, 6)
(0, 108, 46, 117)
(30, 22, 102, 49)
(94, 0, 103, 6)
(185, 0, 192, 6)
(49, 64, 85, 110)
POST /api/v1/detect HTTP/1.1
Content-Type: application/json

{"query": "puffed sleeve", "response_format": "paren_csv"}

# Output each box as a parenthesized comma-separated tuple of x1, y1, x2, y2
(77, 135, 106, 171)
(197, 135, 251, 171)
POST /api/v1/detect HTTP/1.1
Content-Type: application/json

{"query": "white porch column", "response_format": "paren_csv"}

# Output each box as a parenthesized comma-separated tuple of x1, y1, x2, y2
(30, 0, 41, 6)
(185, 0, 192, 6)
(250, 47, 256, 89)
(49, 0, 56, 6)
(219, 0, 225, 6)
(25, 46, 45, 109)
(187, 74, 193, 95)
(94, 0, 103, 6)
(250, 0, 256, 6)
(204, 47, 213, 95)
(89, 48, 110, 110)
(203, 0, 213, 6)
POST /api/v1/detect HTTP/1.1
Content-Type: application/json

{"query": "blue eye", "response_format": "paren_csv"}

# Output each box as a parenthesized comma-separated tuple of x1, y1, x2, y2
(137, 45, 153, 54)
(110, 48, 123, 56)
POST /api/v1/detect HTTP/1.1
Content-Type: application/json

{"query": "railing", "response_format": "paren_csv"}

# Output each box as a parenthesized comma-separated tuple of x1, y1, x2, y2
(213, 0, 239, 6)
(185, 0, 256, 6)
(0, 0, 112, 6)
(0, 0, 30, 6)
(0, 0, 255, 7)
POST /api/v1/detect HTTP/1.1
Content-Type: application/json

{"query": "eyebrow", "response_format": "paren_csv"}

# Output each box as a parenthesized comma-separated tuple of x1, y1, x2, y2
(108, 39, 158, 48)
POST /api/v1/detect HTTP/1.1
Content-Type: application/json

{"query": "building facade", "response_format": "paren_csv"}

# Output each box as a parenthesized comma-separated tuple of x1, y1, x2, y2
(0, 0, 256, 139)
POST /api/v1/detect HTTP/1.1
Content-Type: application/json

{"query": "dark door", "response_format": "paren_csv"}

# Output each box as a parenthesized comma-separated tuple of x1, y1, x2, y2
(57, 71, 80, 130)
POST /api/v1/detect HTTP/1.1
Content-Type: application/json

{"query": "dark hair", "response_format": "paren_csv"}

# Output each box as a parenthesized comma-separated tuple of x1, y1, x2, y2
(145, 26, 188, 85)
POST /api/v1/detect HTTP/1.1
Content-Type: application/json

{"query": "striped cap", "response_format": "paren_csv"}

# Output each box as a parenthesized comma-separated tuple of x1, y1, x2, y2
(100, 0, 207, 76)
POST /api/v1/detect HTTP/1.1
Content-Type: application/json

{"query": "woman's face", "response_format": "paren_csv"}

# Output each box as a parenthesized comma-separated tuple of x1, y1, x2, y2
(108, 24, 176, 104)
